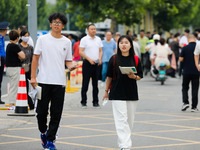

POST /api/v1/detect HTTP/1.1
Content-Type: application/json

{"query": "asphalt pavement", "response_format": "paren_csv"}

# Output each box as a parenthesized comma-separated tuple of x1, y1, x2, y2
(0, 74, 200, 150)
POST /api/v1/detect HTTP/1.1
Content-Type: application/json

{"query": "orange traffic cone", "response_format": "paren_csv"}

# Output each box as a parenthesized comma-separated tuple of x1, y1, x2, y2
(7, 68, 34, 116)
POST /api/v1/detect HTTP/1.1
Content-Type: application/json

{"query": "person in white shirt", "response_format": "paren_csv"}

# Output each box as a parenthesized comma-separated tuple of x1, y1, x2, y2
(79, 24, 103, 108)
(179, 29, 190, 48)
(30, 13, 75, 150)
(18, 25, 34, 47)
(154, 38, 173, 70)
(132, 34, 141, 58)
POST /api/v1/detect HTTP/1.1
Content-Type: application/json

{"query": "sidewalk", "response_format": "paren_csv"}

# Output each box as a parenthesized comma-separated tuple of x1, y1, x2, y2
(0, 76, 200, 150)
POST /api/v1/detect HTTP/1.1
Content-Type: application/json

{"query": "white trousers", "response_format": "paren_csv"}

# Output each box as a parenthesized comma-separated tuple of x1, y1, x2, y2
(112, 100, 138, 149)
(6, 67, 21, 104)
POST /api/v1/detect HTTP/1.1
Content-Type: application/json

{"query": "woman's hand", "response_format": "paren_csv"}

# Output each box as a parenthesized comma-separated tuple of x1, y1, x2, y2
(127, 73, 136, 79)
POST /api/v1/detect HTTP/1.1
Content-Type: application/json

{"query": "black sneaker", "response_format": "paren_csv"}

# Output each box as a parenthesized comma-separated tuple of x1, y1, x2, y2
(0, 100, 5, 104)
(181, 103, 189, 111)
(93, 103, 100, 108)
(81, 103, 87, 109)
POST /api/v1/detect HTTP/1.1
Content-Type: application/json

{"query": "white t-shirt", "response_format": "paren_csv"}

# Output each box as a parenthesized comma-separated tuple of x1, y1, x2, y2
(194, 41, 200, 55)
(155, 45, 173, 59)
(79, 35, 103, 60)
(179, 35, 188, 46)
(34, 33, 72, 86)
(28, 36, 34, 48)
(132, 41, 141, 58)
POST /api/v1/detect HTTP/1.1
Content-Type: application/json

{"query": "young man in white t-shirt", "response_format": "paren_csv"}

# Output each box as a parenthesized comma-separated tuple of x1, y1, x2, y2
(30, 13, 74, 150)
(79, 24, 103, 108)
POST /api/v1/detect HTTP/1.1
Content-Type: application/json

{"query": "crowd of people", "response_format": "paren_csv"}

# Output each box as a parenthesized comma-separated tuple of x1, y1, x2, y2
(0, 12, 200, 150)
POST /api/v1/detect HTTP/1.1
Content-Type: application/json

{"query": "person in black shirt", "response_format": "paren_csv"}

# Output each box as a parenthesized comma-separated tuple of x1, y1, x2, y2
(19, 29, 34, 110)
(170, 33, 180, 64)
(6, 29, 25, 110)
(103, 35, 143, 150)
(179, 34, 200, 112)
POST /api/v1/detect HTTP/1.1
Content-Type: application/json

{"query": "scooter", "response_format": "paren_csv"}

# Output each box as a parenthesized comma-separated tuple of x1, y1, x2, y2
(156, 62, 166, 85)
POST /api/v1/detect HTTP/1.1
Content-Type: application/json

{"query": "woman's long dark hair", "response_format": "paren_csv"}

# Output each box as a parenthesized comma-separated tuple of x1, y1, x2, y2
(114, 35, 136, 79)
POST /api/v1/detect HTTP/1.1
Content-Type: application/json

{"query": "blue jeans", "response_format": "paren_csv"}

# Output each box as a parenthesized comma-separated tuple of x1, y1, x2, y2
(102, 62, 108, 82)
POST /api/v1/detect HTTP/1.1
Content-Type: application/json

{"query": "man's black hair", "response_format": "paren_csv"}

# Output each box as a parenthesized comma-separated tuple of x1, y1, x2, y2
(174, 33, 180, 38)
(140, 29, 144, 32)
(185, 29, 190, 33)
(48, 13, 68, 25)
(87, 24, 95, 29)
(18, 25, 27, 31)
(195, 28, 200, 33)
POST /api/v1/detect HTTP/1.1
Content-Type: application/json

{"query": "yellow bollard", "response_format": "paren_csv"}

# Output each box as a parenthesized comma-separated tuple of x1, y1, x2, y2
(65, 69, 81, 93)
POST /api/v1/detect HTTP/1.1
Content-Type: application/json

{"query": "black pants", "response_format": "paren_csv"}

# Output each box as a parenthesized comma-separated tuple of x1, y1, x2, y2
(81, 59, 99, 105)
(0, 57, 5, 100)
(36, 83, 65, 142)
(182, 75, 199, 109)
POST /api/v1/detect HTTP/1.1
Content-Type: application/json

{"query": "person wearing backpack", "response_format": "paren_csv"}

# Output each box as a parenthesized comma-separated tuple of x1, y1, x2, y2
(102, 35, 143, 150)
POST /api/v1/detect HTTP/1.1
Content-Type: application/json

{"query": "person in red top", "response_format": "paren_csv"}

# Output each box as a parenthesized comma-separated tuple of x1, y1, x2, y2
(73, 34, 86, 61)
(73, 40, 80, 61)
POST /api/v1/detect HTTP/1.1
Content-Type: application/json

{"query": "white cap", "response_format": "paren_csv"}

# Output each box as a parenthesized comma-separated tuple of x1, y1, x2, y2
(153, 34, 160, 40)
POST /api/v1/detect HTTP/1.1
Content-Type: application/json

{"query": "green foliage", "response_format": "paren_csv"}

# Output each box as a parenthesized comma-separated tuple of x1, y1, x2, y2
(37, 0, 48, 30)
(64, 0, 200, 31)
(147, 0, 200, 31)
(0, 0, 28, 29)
(65, 0, 148, 30)
(0, 0, 47, 30)
(0, 0, 200, 31)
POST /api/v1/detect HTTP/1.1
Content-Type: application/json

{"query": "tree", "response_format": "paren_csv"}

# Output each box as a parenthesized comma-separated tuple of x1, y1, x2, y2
(146, 0, 200, 31)
(37, 0, 48, 30)
(65, 0, 149, 32)
(0, 0, 28, 29)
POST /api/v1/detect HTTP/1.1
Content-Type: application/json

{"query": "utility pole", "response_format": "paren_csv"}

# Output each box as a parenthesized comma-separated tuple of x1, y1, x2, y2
(66, 2, 70, 30)
(27, 0, 37, 46)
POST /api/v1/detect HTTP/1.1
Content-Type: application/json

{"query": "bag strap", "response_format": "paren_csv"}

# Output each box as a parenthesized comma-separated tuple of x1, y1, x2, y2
(134, 55, 139, 68)
(113, 55, 116, 80)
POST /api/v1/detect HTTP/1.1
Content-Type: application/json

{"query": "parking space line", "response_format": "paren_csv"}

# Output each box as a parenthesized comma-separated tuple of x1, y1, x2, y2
(134, 133, 199, 143)
(59, 133, 116, 140)
(8, 127, 37, 131)
(132, 142, 200, 149)
(2, 110, 200, 149)
(140, 122, 200, 129)
(0, 134, 38, 140)
(135, 128, 199, 134)
(67, 126, 116, 133)
(56, 140, 115, 149)
(0, 139, 39, 145)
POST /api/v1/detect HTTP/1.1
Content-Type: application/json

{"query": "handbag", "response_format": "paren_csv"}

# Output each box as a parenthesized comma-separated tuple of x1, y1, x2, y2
(22, 63, 30, 72)
(171, 53, 177, 70)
